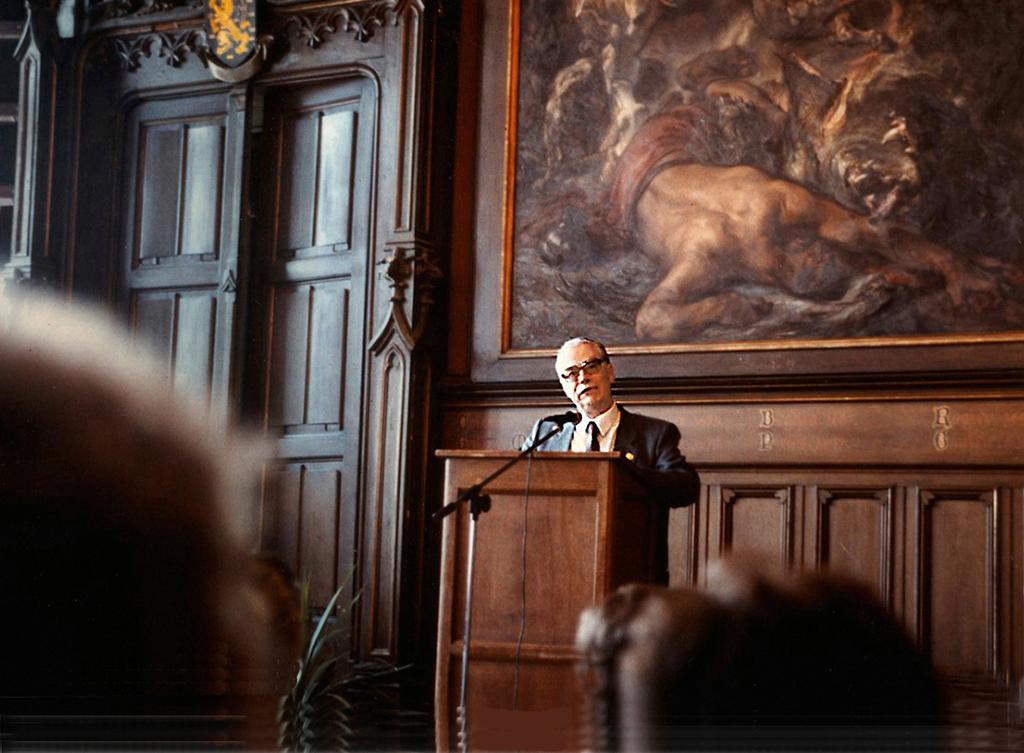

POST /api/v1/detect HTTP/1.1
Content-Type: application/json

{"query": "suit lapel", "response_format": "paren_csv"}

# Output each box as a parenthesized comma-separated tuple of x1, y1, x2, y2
(613, 406, 638, 453)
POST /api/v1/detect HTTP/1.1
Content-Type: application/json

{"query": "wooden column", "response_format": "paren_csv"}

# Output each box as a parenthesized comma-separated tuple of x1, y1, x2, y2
(3, 0, 70, 291)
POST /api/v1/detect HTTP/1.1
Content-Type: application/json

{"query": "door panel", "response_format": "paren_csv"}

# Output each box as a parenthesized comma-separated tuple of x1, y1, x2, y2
(131, 288, 217, 404)
(252, 77, 375, 615)
(121, 94, 230, 409)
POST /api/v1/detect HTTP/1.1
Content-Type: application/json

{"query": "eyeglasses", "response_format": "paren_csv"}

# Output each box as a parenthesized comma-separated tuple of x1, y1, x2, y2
(558, 357, 609, 381)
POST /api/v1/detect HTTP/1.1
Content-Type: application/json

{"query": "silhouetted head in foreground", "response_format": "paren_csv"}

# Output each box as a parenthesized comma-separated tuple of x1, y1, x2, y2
(0, 293, 279, 745)
(577, 559, 946, 751)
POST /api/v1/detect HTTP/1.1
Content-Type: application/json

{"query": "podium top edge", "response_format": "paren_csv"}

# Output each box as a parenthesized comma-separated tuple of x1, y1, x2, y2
(435, 449, 623, 459)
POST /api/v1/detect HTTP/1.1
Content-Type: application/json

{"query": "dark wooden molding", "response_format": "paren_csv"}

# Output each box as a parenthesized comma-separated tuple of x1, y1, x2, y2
(85, 0, 204, 32)
(272, 0, 417, 48)
(439, 368, 1024, 407)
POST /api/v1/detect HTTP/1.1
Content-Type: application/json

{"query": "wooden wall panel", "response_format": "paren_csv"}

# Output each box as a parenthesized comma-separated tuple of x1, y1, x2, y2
(362, 346, 406, 656)
(815, 487, 893, 603)
(439, 401, 1024, 697)
(668, 501, 698, 586)
(717, 486, 793, 566)
(917, 489, 999, 680)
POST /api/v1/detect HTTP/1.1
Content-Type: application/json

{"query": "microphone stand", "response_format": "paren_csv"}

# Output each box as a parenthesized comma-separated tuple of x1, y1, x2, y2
(432, 420, 571, 753)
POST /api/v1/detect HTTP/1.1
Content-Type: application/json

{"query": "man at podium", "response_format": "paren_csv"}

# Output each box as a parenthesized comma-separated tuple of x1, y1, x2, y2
(525, 336, 700, 583)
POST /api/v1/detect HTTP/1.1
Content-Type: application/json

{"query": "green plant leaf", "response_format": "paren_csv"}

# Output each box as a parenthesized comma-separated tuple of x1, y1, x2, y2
(299, 654, 346, 706)
(304, 573, 358, 667)
(280, 575, 425, 752)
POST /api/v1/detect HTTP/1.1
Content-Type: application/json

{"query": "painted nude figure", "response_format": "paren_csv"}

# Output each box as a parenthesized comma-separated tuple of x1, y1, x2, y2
(607, 105, 1005, 341)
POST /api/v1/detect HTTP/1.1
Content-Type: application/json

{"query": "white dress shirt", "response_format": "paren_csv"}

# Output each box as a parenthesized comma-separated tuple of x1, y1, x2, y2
(571, 402, 621, 452)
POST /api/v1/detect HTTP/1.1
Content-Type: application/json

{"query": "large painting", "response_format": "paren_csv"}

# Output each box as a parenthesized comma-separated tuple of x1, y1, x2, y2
(508, 0, 1024, 349)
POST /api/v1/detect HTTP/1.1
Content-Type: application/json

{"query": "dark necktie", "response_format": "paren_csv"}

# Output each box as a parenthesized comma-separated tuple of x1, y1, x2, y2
(587, 421, 600, 452)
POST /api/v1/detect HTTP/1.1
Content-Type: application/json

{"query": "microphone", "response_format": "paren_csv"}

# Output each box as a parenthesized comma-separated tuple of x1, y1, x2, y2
(542, 410, 580, 426)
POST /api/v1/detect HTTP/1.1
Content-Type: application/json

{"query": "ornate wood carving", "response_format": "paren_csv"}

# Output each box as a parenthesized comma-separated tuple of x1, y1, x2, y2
(155, 29, 206, 67)
(111, 34, 154, 71)
(370, 243, 443, 353)
(277, 0, 413, 47)
(108, 26, 272, 81)
(97, 1, 421, 77)
(111, 29, 207, 71)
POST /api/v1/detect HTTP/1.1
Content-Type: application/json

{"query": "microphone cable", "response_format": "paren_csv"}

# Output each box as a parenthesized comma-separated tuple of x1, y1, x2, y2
(511, 448, 533, 711)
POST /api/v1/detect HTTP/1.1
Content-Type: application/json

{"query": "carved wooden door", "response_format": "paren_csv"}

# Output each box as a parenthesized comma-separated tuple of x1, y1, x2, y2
(247, 77, 376, 614)
(120, 92, 243, 413)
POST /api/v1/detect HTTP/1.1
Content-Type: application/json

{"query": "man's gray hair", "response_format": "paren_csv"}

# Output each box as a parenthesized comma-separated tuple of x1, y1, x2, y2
(557, 337, 610, 361)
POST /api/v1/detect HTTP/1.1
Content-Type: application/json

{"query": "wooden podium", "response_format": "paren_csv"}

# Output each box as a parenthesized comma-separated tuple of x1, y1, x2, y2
(434, 450, 659, 752)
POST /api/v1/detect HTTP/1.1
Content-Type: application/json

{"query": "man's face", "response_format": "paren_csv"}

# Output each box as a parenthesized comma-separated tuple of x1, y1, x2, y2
(555, 341, 615, 418)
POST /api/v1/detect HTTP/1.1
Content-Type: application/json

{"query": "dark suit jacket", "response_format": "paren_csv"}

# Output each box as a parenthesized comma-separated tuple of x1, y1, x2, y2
(525, 405, 700, 583)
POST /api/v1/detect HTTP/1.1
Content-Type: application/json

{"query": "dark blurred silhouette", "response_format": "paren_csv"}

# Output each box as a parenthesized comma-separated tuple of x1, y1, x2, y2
(576, 559, 947, 751)
(0, 293, 284, 746)
(245, 553, 304, 694)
